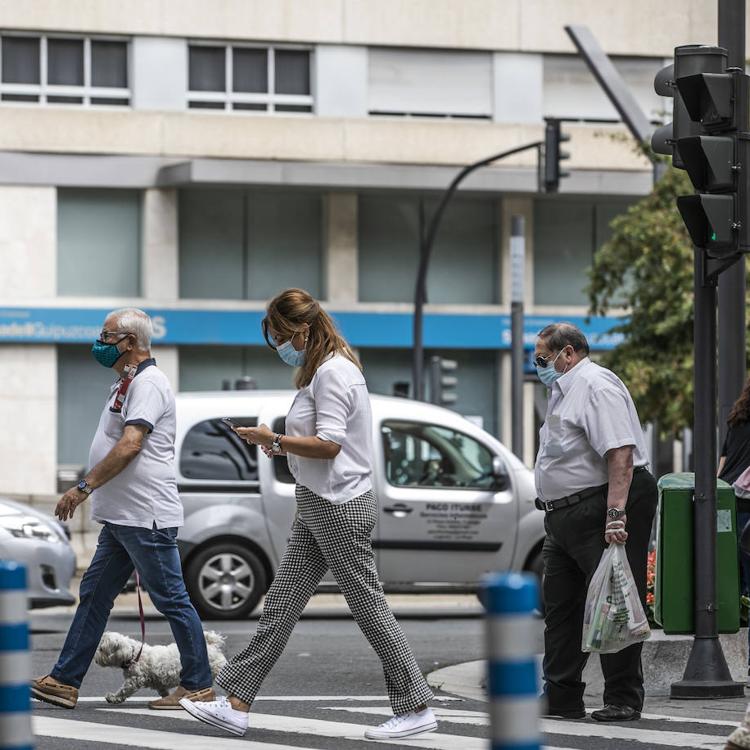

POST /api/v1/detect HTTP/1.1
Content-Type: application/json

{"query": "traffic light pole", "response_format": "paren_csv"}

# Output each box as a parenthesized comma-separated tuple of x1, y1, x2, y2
(412, 140, 541, 401)
(510, 215, 525, 461)
(717, 0, 746, 447)
(671, 250, 742, 699)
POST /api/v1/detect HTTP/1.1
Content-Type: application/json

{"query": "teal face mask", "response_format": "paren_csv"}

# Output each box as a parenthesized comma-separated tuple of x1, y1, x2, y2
(276, 339, 306, 368)
(535, 349, 565, 387)
(91, 336, 127, 368)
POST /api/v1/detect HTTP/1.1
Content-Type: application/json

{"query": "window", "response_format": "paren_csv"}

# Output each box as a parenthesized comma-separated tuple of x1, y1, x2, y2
(382, 421, 497, 490)
(188, 43, 312, 113)
(368, 48, 492, 120)
(180, 418, 259, 482)
(0, 34, 129, 106)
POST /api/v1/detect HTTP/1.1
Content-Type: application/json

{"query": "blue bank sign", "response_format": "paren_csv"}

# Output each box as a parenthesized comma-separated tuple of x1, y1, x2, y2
(0, 307, 626, 350)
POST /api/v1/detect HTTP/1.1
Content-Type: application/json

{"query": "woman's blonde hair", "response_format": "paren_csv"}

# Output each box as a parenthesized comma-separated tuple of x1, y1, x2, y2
(263, 288, 362, 389)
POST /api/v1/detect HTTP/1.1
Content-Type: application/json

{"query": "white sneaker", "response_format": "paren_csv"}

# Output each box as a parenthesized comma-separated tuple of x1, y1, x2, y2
(179, 696, 249, 736)
(364, 707, 438, 739)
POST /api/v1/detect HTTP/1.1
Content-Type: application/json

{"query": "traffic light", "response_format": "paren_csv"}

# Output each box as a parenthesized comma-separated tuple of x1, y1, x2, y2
(428, 356, 458, 407)
(654, 45, 750, 259)
(541, 118, 570, 193)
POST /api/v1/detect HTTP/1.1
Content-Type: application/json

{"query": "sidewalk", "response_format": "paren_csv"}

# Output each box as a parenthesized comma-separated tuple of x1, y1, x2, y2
(40, 575, 485, 620)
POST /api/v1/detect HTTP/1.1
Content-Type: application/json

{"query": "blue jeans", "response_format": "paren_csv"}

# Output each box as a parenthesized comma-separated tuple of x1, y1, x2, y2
(737, 510, 750, 665)
(51, 522, 212, 690)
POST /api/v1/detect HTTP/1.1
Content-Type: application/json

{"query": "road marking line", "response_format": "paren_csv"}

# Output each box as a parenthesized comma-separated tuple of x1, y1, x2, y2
(41, 694, 462, 703)
(106, 707, 488, 749)
(541, 718, 728, 749)
(640, 711, 738, 728)
(33, 714, 317, 750)
(324, 706, 489, 726)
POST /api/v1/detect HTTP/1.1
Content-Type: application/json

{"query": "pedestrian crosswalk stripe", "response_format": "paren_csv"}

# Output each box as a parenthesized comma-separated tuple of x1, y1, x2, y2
(33, 715, 318, 750)
(640, 711, 738, 728)
(541, 718, 729, 749)
(47, 694, 463, 703)
(325, 705, 489, 725)
(107, 707, 488, 749)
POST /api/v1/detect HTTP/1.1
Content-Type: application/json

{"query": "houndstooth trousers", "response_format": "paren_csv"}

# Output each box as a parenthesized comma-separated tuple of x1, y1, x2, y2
(215, 485, 434, 714)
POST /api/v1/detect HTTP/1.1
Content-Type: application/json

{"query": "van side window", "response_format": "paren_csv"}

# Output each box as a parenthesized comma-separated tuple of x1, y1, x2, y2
(382, 421, 497, 490)
(271, 417, 295, 484)
(180, 418, 259, 481)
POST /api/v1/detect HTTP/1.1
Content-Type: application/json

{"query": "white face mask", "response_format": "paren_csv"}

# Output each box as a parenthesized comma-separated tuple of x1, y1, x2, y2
(535, 348, 566, 387)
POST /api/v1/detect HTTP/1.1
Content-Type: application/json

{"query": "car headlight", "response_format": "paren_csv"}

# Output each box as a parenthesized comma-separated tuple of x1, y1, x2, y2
(0, 515, 61, 543)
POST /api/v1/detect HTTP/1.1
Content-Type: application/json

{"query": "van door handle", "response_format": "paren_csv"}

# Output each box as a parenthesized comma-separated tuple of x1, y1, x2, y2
(383, 504, 413, 517)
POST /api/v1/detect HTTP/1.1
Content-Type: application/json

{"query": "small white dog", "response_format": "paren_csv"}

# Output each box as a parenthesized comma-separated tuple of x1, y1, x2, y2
(95, 630, 227, 704)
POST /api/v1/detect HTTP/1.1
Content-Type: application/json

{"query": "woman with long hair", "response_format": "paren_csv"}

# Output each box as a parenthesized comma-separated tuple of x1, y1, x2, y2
(180, 288, 436, 740)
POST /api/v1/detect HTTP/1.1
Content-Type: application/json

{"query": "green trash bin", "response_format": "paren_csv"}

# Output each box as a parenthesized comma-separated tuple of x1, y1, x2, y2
(654, 472, 740, 634)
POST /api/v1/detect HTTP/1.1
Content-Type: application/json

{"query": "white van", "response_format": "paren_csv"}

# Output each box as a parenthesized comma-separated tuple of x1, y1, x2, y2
(175, 390, 544, 619)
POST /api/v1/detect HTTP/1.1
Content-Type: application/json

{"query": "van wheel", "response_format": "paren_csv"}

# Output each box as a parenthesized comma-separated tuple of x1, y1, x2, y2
(185, 543, 267, 620)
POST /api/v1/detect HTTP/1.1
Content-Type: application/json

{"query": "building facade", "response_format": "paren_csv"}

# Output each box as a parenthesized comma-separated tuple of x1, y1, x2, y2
(0, 0, 716, 501)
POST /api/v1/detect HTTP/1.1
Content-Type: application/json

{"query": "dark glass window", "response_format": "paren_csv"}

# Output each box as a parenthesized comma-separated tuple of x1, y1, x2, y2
(275, 49, 309, 95)
(91, 41, 127, 88)
(2, 37, 40, 84)
(233, 48, 267, 93)
(188, 45, 225, 92)
(48, 38, 84, 86)
(382, 421, 496, 490)
(180, 418, 258, 481)
(271, 417, 295, 484)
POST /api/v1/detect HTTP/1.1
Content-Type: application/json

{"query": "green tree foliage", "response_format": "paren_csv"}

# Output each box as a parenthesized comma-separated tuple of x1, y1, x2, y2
(588, 166, 695, 434)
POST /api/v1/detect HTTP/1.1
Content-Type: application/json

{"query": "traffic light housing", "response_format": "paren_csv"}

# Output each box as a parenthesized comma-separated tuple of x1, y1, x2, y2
(654, 45, 750, 259)
(541, 118, 570, 193)
(428, 356, 458, 407)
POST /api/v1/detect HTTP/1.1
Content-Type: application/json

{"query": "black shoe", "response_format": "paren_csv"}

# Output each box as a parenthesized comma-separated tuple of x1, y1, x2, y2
(591, 704, 641, 722)
(542, 707, 587, 720)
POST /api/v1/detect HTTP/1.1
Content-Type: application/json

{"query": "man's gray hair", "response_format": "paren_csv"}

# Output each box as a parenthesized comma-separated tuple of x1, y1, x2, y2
(537, 322, 590, 356)
(110, 308, 153, 350)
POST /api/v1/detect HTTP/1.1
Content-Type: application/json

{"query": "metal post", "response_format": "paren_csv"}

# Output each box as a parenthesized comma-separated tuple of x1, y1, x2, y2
(0, 561, 33, 750)
(483, 572, 540, 750)
(510, 215, 525, 461)
(718, 0, 747, 447)
(411, 141, 542, 401)
(671, 250, 743, 698)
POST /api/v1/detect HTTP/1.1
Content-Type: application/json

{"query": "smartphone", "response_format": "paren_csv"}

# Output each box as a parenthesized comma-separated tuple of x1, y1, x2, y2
(221, 417, 256, 428)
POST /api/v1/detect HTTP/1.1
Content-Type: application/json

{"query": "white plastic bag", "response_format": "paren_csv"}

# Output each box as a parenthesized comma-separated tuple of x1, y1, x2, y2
(582, 544, 651, 654)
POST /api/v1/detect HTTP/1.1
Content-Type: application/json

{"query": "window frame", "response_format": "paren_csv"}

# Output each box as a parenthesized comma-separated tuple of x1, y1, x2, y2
(0, 31, 130, 107)
(381, 419, 501, 492)
(187, 40, 314, 114)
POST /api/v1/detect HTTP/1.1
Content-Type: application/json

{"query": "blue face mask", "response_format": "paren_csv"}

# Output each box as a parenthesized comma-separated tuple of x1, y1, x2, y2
(91, 337, 127, 368)
(276, 339, 306, 368)
(535, 349, 566, 387)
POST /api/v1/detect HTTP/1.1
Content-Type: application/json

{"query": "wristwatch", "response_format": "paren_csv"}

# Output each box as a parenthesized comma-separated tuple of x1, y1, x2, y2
(76, 480, 93, 496)
(606, 507, 626, 520)
(271, 434, 284, 455)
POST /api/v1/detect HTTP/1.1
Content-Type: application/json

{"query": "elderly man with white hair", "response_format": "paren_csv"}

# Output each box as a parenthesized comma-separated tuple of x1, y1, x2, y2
(31, 308, 214, 711)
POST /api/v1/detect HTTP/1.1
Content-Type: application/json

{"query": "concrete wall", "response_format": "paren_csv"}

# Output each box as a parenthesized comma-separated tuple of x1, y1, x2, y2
(0, 0, 719, 57)
(0, 109, 651, 171)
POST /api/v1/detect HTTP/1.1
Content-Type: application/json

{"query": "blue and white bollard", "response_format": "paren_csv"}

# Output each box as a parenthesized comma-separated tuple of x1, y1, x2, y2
(483, 572, 540, 750)
(0, 562, 33, 750)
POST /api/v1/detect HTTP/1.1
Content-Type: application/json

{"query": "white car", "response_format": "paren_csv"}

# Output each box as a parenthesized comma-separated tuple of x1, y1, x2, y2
(174, 391, 544, 620)
(0, 497, 76, 608)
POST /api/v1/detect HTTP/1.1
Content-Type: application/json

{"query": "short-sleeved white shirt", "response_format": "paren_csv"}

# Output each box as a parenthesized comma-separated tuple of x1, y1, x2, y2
(534, 358, 649, 502)
(89, 359, 183, 529)
(285, 354, 373, 504)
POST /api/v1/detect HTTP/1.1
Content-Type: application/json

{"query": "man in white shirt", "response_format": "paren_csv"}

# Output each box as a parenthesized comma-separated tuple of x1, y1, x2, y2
(32, 308, 214, 711)
(533, 322, 657, 723)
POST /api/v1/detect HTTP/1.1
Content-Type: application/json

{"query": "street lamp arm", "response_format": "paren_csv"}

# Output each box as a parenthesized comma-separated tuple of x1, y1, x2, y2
(411, 140, 542, 401)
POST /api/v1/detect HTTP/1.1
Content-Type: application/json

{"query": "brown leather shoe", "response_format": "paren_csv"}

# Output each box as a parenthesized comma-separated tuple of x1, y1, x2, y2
(149, 685, 215, 710)
(31, 675, 78, 709)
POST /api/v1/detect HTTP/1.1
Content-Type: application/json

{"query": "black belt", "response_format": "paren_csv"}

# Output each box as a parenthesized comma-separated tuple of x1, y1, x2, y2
(535, 466, 649, 513)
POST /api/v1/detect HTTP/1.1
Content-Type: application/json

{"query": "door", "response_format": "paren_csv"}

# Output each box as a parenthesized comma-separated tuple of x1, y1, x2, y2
(375, 419, 518, 585)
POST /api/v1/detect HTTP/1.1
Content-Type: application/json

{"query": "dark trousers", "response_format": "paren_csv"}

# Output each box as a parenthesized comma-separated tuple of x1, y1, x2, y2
(542, 468, 658, 712)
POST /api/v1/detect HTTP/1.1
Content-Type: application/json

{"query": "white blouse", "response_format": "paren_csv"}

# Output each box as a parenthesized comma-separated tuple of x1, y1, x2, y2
(285, 354, 373, 504)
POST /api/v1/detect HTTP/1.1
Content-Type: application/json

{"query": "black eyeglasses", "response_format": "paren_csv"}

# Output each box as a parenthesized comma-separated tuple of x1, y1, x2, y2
(98, 330, 133, 343)
(534, 347, 569, 368)
(261, 318, 280, 350)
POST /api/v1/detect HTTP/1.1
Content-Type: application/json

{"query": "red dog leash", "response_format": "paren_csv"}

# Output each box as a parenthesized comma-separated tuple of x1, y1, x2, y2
(134, 571, 145, 663)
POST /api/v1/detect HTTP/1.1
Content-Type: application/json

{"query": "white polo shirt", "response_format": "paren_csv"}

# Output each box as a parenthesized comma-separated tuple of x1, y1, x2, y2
(89, 359, 183, 529)
(534, 357, 649, 502)
(285, 354, 373, 504)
